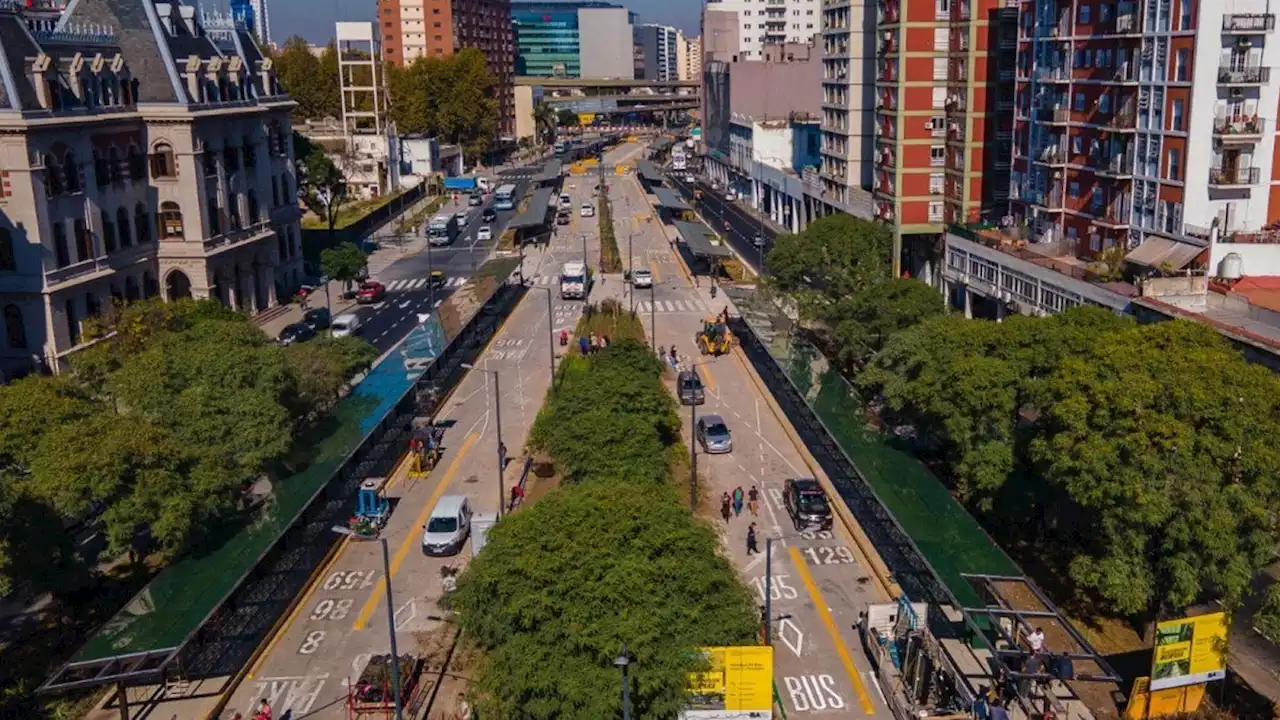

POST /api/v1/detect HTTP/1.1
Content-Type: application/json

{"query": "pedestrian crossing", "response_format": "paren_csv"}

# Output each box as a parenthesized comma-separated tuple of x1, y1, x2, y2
(635, 300, 703, 314)
(383, 276, 469, 292)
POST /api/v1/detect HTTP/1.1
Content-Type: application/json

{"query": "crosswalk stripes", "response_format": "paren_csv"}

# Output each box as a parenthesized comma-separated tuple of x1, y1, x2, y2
(635, 300, 700, 314)
(383, 277, 468, 292)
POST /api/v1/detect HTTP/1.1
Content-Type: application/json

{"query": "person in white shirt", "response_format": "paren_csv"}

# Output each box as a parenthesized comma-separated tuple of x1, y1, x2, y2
(1028, 627, 1045, 653)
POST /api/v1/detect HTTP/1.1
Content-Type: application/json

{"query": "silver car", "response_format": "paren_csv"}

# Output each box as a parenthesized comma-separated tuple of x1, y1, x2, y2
(697, 415, 733, 454)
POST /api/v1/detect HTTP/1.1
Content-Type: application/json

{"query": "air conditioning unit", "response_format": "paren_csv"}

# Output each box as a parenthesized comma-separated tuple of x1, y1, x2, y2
(925, 120, 934, 130)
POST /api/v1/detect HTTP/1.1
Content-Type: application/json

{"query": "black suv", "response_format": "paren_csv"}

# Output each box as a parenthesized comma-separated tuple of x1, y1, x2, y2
(482, 207, 497, 222)
(783, 478, 833, 531)
(277, 322, 316, 346)
(677, 370, 705, 405)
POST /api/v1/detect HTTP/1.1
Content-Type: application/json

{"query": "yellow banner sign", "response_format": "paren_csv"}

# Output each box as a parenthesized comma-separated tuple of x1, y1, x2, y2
(1125, 676, 1206, 718)
(686, 646, 773, 714)
(1150, 612, 1229, 690)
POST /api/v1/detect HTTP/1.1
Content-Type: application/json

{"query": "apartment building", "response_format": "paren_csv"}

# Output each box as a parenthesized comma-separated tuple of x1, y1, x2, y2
(703, 0, 823, 59)
(378, 0, 514, 136)
(634, 23, 680, 81)
(818, 0, 873, 209)
(873, 0, 1017, 275)
(1012, 0, 1280, 269)
(0, 0, 303, 378)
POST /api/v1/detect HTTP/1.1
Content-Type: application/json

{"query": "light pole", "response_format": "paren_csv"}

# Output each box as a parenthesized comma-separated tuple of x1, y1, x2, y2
(614, 644, 632, 720)
(764, 537, 774, 646)
(649, 282, 656, 346)
(331, 526, 403, 720)
(531, 286, 557, 386)
(462, 364, 505, 519)
(690, 400, 697, 512)
(627, 231, 636, 314)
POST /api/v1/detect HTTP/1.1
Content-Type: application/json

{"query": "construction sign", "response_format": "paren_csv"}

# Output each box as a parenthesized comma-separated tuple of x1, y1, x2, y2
(1150, 612, 1229, 690)
(682, 646, 773, 719)
(1125, 677, 1207, 718)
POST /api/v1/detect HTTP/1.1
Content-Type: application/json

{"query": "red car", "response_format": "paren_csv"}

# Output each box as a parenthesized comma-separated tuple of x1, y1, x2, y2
(356, 281, 386, 304)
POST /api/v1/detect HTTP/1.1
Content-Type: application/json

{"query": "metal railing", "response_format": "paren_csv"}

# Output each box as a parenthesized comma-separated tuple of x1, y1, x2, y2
(1223, 13, 1275, 32)
(203, 220, 273, 252)
(1218, 66, 1271, 84)
(1214, 116, 1266, 136)
(1209, 165, 1261, 185)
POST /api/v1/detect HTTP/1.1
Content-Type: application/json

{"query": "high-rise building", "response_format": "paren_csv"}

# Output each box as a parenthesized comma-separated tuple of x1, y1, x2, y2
(379, 0, 515, 137)
(0, 0, 303, 378)
(818, 0, 873, 209)
(1012, 0, 1280, 267)
(634, 23, 680, 81)
(511, 1, 635, 79)
(873, 0, 1017, 275)
(230, 0, 271, 44)
(676, 31, 702, 81)
(701, 0, 821, 59)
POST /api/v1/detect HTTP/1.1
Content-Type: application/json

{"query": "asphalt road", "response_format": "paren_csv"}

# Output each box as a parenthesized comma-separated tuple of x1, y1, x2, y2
(667, 172, 781, 275)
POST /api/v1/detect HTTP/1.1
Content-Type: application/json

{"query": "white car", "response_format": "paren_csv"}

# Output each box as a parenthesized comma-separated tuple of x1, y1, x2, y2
(330, 313, 361, 339)
(631, 268, 653, 289)
(477, 225, 493, 241)
(454, 211, 470, 228)
(580, 202, 595, 218)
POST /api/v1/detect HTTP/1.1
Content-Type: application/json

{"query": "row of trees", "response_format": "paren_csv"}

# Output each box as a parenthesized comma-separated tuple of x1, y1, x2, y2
(764, 214, 1280, 633)
(453, 302, 758, 718)
(0, 300, 377, 598)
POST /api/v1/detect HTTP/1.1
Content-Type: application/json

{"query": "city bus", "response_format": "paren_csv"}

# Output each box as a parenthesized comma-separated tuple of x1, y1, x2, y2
(671, 147, 687, 171)
(493, 183, 518, 211)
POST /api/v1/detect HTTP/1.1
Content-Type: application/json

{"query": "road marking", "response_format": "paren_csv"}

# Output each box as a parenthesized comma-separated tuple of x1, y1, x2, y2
(651, 264, 662, 283)
(352, 431, 479, 630)
(788, 546, 876, 715)
(700, 360, 718, 393)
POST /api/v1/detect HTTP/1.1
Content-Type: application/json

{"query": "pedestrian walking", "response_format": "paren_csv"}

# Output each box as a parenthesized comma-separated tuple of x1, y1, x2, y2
(658, 345, 666, 361)
(988, 698, 1010, 720)
(601, 335, 610, 349)
(732, 486, 745, 517)
(746, 522, 759, 555)
(720, 492, 732, 523)
(578, 335, 589, 356)
(747, 486, 759, 516)
(253, 699, 272, 720)
(1027, 626, 1046, 654)
(589, 333, 600, 354)
(510, 483, 525, 511)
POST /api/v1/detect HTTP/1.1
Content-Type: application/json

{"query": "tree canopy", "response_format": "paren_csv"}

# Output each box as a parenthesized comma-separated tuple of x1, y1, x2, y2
(386, 49, 498, 162)
(454, 305, 757, 718)
(0, 299, 376, 598)
(267, 37, 340, 121)
(320, 242, 370, 290)
(294, 132, 348, 234)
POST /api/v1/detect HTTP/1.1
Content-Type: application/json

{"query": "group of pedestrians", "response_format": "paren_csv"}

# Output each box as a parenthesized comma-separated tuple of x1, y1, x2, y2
(720, 486, 762, 555)
(577, 333, 611, 356)
(658, 344, 681, 370)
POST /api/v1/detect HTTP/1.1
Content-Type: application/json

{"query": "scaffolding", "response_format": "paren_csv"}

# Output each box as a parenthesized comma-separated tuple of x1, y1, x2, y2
(335, 21, 399, 196)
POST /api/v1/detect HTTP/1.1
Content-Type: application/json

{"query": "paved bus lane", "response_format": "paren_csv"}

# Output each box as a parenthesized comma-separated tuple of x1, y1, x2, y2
(603, 164, 895, 718)
(222, 248, 578, 720)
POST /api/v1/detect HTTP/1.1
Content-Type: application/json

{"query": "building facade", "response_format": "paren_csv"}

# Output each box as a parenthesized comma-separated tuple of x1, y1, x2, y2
(819, 0, 874, 208)
(378, 0, 514, 136)
(511, 2, 635, 79)
(230, 0, 271, 45)
(1013, 0, 1280, 271)
(677, 31, 703, 80)
(634, 23, 680, 81)
(0, 0, 303, 378)
(874, 0, 1016, 277)
(702, 0, 822, 59)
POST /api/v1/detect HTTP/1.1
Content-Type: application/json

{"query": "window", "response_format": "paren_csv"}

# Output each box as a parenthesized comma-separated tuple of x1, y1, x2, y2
(1168, 147, 1181, 180)
(135, 203, 150, 244)
(930, 173, 944, 193)
(63, 151, 79, 192)
(1074, 92, 1085, 111)
(1179, 0, 1192, 30)
(74, 219, 92, 263)
(1079, 4, 1091, 23)
(117, 207, 131, 249)
(85, 292, 101, 318)
(930, 146, 945, 162)
(272, 176, 280, 207)
(1072, 135, 1083, 154)
(101, 210, 116, 253)
(160, 201, 184, 239)
(1172, 99, 1184, 130)
(1069, 181, 1081, 198)
(0, 228, 12, 272)
(1100, 3, 1112, 21)
(243, 136, 256, 168)
(928, 201, 944, 221)
(248, 190, 260, 223)
(1090, 233, 1101, 252)
(150, 142, 176, 178)
(65, 298, 79, 347)
(44, 155, 63, 196)
(4, 305, 26, 349)
(52, 222, 70, 268)
(1175, 49, 1188, 81)
(127, 145, 145, 180)
(1100, 93, 1110, 112)
(93, 150, 109, 187)
(108, 147, 123, 184)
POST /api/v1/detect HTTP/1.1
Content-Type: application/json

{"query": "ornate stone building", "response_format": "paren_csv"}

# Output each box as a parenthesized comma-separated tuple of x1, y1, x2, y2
(0, 0, 303, 377)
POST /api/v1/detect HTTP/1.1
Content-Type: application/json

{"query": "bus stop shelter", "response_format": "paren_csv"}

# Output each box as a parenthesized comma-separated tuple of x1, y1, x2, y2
(533, 160, 563, 188)
(508, 186, 555, 246)
(652, 187, 691, 223)
(674, 220, 734, 278)
(637, 160, 665, 190)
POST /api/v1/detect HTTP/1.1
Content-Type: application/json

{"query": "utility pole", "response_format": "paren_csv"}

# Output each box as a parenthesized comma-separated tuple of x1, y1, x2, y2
(764, 537, 774, 646)
(690, 401, 697, 512)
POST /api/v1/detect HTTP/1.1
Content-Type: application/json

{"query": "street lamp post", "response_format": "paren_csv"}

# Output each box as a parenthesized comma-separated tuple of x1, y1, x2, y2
(764, 537, 774, 646)
(628, 231, 635, 314)
(332, 527, 403, 720)
(690, 401, 697, 512)
(461, 364, 504, 519)
(532, 286, 557, 386)
(614, 645, 633, 720)
(649, 282, 656, 345)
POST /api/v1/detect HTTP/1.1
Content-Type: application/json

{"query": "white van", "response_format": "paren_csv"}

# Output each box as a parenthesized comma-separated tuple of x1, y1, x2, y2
(330, 313, 362, 338)
(558, 193, 573, 212)
(421, 495, 473, 556)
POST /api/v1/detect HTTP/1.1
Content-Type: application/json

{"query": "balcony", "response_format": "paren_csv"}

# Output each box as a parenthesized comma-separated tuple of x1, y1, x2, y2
(1209, 165, 1261, 187)
(203, 220, 275, 254)
(1218, 65, 1271, 85)
(44, 243, 153, 291)
(1101, 108, 1137, 131)
(1035, 145, 1066, 166)
(1214, 115, 1266, 142)
(1038, 107, 1072, 124)
(1111, 14, 1138, 33)
(1035, 66, 1071, 83)
(1033, 188, 1065, 210)
(1223, 14, 1275, 33)
(1094, 152, 1133, 178)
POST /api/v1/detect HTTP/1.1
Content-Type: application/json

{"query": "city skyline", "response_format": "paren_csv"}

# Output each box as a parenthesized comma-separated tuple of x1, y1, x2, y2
(266, 0, 698, 47)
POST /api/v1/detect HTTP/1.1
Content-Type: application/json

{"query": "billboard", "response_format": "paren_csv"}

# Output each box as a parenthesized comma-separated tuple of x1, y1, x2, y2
(1150, 612, 1229, 690)
(682, 646, 773, 719)
(1125, 677, 1207, 719)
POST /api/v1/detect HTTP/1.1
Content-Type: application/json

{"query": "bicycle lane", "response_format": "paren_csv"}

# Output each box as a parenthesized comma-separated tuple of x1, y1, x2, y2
(217, 267, 579, 720)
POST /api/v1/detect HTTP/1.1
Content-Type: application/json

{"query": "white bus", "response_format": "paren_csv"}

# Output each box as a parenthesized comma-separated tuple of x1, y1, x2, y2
(493, 184, 518, 211)
(671, 148, 687, 171)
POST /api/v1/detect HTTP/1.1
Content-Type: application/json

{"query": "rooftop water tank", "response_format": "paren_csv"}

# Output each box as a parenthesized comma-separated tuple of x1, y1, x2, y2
(1219, 252, 1244, 280)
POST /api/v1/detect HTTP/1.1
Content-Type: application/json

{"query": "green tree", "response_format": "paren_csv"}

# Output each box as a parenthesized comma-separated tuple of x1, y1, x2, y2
(320, 242, 369, 293)
(533, 102, 558, 145)
(269, 37, 340, 120)
(295, 134, 349, 240)
(764, 214, 893, 324)
(826, 277, 943, 374)
(557, 108, 580, 135)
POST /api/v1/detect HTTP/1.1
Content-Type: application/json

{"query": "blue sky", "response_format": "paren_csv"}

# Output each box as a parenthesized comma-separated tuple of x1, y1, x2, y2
(267, 0, 700, 46)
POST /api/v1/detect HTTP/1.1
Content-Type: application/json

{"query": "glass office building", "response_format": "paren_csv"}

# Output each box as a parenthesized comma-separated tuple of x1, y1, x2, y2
(513, 5, 582, 77)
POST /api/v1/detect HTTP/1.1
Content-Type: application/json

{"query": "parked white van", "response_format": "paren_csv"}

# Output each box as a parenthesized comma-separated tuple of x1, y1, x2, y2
(330, 313, 362, 338)
(421, 495, 473, 556)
